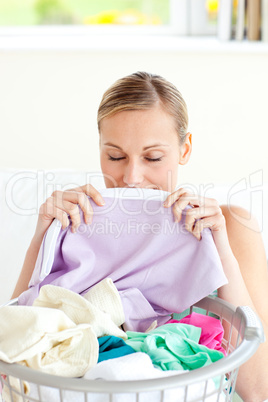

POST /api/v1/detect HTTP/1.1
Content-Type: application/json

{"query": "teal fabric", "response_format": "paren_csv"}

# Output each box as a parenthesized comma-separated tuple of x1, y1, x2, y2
(98, 336, 136, 363)
(125, 323, 224, 371)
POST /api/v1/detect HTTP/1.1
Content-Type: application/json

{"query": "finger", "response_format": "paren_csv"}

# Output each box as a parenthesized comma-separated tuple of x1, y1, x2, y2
(184, 206, 219, 232)
(66, 203, 82, 232)
(41, 205, 70, 230)
(52, 201, 81, 232)
(71, 184, 105, 206)
(52, 190, 93, 225)
(49, 193, 82, 231)
(163, 188, 189, 207)
(172, 194, 202, 222)
(74, 192, 94, 225)
(192, 211, 225, 241)
(173, 195, 220, 222)
(56, 210, 70, 230)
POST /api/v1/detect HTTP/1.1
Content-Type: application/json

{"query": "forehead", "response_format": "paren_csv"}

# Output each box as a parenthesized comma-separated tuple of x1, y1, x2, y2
(99, 106, 178, 147)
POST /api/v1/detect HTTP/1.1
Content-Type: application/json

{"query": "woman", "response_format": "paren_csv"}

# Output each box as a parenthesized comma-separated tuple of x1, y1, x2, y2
(12, 72, 268, 401)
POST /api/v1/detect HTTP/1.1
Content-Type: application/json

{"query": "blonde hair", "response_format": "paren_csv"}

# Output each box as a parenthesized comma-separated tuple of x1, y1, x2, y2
(97, 71, 188, 144)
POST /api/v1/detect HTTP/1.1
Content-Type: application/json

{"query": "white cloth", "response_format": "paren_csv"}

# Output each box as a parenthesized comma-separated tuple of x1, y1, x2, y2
(26, 353, 225, 402)
(85, 352, 184, 380)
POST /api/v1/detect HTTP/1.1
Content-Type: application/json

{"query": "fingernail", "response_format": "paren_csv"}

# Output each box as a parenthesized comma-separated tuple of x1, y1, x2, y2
(99, 199, 105, 205)
(163, 202, 168, 207)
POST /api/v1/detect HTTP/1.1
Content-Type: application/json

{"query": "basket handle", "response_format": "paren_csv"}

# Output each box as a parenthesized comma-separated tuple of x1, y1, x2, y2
(236, 305, 265, 343)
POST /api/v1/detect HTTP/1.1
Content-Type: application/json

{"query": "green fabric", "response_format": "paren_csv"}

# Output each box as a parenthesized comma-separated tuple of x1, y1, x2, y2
(125, 323, 224, 371)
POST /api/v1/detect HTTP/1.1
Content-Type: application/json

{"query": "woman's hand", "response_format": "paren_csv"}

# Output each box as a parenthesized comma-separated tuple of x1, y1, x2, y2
(36, 184, 105, 237)
(163, 188, 231, 258)
(12, 184, 105, 299)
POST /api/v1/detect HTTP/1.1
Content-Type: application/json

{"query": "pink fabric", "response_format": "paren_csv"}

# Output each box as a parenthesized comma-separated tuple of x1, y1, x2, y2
(167, 312, 226, 356)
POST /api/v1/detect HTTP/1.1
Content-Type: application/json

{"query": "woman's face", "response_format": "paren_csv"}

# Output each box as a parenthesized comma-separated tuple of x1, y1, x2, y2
(99, 105, 192, 192)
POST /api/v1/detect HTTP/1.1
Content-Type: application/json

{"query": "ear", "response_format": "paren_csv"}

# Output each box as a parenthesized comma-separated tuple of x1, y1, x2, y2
(179, 132, 192, 165)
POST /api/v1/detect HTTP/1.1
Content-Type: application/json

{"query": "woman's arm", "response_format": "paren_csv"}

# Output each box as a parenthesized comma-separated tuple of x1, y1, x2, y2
(11, 184, 105, 299)
(11, 229, 45, 299)
(220, 205, 268, 402)
(221, 204, 268, 327)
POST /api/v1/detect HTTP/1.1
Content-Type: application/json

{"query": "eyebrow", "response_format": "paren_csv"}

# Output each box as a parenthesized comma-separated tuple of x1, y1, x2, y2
(104, 142, 170, 150)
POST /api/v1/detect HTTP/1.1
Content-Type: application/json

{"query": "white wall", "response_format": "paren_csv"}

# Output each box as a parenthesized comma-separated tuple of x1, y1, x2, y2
(1, 42, 268, 186)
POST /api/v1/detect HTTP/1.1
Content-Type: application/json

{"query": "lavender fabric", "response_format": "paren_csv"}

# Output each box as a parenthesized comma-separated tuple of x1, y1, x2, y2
(18, 188, 228, 332)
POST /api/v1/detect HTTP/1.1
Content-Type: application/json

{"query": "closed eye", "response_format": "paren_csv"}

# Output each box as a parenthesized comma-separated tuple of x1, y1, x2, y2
(108, 156, 163, 162)
(145, 157, 163, 162)
(108, 156, 125, 161)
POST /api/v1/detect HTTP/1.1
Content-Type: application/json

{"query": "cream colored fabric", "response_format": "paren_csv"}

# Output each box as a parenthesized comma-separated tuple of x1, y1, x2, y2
(0, 278, 126, 380)
(82, 278, 125, 327)
(0, 305, 97, 376)
(33, 280, 126, 339)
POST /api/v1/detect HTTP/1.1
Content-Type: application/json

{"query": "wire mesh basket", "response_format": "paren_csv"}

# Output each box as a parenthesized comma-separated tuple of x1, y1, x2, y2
(0, 295, 264, 402)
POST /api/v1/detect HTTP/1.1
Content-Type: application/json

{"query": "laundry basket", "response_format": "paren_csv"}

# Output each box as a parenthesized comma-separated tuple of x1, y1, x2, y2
(0, 295, 264, 402)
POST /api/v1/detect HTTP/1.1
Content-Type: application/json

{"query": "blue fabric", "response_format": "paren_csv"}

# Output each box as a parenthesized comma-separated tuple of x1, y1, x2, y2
(98, 336, 136, 362)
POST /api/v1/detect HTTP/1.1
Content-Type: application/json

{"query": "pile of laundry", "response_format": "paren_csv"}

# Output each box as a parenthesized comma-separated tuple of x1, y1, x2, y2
(0, 190, 230, 401)
(0, 278, 226, 402)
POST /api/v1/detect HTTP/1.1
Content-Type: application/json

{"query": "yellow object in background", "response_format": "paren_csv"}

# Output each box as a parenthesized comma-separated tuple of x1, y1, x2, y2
(84, 9, 161, 25)
(84, 10, 120, 25)
(206, 0, 218, 13)
(206, 0, 238, 12)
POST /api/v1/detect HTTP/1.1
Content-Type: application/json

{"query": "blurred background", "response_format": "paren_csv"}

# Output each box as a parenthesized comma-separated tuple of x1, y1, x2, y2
(0, 2, 268, 355)
(0, 0, 215, 26)
(0, 0, 267, 186)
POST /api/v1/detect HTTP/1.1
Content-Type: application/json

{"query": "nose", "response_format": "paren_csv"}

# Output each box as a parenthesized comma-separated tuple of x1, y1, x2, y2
(123, 159, 144, 187)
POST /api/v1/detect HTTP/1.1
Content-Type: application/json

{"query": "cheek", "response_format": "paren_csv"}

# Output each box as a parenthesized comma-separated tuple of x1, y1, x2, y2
(156, 159, 178, 176)
(153, 161, 178, 190)
(100, 157, 122, 181)
(100, 159, 120, 188)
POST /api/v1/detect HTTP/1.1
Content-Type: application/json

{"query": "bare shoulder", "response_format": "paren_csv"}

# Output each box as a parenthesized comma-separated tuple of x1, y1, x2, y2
(220, 203, 267, 276)
(220, 204, 261, 239)
(220, 203, 266, 271)
(220, 204, 268, 320)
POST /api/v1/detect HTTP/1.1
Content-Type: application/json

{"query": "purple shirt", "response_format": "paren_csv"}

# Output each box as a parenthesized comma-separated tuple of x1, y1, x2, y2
(19, 188, 227, 331)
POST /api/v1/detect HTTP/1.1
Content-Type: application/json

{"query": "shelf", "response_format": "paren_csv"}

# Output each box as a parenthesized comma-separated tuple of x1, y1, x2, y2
(0, 27, 268, 53)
